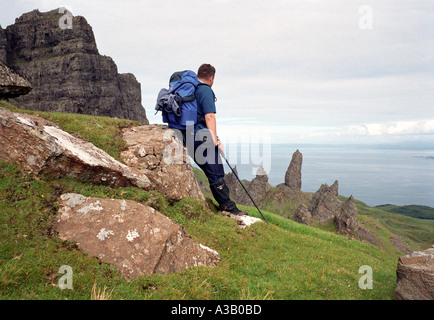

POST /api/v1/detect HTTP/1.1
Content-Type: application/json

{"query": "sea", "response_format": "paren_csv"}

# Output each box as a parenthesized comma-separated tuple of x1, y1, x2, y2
(212, 143, 434, 208)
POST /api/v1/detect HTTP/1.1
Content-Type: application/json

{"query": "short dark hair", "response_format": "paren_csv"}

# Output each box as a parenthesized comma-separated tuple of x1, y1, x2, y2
(197, 64, 216, 79)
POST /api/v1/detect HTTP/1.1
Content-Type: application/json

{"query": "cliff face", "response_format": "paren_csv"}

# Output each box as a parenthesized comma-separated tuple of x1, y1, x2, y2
(0, 62, 32, 99)
(2, 9, 148, 124)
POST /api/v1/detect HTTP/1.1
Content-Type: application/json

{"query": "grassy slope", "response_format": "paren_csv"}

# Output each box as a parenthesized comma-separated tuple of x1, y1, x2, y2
(0, 103, 400, 299)
(356, 201, 434, 251)
(376, 204, 434, 220)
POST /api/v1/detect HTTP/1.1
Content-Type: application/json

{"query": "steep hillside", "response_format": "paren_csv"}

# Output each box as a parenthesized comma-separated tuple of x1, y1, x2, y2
(0, 102, 400, 300)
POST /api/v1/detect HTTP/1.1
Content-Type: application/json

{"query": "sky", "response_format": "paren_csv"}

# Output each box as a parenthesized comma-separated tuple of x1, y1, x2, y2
(1, 0, 433, 145)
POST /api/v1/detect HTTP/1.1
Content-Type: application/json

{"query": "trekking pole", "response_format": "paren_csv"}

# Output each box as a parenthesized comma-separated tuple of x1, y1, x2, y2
(219, 149, 269, 225)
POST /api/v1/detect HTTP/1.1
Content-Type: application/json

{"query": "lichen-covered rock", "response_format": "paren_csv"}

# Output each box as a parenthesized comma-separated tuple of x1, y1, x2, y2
(0, 107, 150, 188)
(120, 124, 204, 202)
(55, 193, 221, 278)
(3, 9, 148, 124)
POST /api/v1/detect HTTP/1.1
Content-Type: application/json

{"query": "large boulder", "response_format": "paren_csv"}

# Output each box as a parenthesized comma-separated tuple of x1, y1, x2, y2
(55, 193, 221, 278)
(0, 62, 32, 99)
(393, 247, 434, 300)
(120, 125, 205, 202)
(0, 107, 150, 188)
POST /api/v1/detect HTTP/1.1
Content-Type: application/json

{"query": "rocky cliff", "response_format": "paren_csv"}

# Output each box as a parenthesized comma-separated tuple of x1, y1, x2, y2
(1, 9, 148, 124)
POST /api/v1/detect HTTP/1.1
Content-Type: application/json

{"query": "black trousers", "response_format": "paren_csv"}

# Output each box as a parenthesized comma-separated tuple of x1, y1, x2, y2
(183, 130, 238, 212)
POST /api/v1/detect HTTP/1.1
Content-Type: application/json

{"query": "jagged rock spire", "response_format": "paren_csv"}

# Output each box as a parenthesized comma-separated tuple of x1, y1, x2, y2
(285, 149, 302, 190)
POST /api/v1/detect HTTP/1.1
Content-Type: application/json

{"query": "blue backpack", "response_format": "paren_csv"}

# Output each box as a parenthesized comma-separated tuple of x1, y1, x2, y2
(155, 70, 202, 130)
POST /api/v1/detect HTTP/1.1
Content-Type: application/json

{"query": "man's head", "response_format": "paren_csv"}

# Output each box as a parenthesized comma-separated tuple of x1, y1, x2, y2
(197, 64, 216, 87)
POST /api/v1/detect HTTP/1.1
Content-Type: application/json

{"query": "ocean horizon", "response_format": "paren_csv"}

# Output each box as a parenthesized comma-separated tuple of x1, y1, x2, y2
(210, 142, 434, 208)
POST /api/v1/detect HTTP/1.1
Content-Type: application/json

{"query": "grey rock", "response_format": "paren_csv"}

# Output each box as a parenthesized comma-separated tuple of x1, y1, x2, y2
(334, 196, 380, 246)
(308, 181, 342, 224)
(284, 149, 302, 190)
(55, 194, 221, 278)
(393, 247, 434, 300)
(3, 9, 148, 124)
(0, 107, 150, 189)
(293, 204, 312, 225)
(120, 124, 205, 202)
(0, 62, 32, 99)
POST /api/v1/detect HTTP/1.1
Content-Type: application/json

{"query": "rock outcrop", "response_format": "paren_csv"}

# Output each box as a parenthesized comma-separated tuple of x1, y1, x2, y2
(0, 62, 32, 99)
(55, 194, 221, 278)
(248, 166, 273, 199)
(0, 107, 150, 188)
(223, 166, 247, 204)
(334, 196, 359, 234)
(393, 247, 434, 300)
(307, 181, 342, 224)
(284, 149, 302, 190)
(334, 196, 380, 246)
(224, 166, 273, 207)
(293, 204, 312, 225)
(2, 9, 148, 124)
(120, 125, 205, 202)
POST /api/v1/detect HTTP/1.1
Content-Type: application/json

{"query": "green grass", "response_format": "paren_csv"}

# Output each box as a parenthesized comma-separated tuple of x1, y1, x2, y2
(0, 161, 398, 300)
(376, 204, 434, 220)
(356, 201, 434, 251)
(0, 104, 403, 299)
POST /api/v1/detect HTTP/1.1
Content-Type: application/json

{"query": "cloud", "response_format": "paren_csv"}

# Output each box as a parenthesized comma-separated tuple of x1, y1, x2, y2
(2, 0, 433, 145)
(349, 120, 434, 136)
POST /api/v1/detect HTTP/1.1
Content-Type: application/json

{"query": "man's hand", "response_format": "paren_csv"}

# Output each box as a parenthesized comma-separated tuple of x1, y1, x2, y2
(217, 139, 225, 156)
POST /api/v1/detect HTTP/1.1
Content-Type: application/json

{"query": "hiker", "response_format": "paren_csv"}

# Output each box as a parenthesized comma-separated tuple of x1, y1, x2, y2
(189, 64, 247, 216)
(155, 64, 247, 216)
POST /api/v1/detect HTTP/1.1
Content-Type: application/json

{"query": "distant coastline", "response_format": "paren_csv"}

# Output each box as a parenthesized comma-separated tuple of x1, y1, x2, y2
(217, 143, 434, 208)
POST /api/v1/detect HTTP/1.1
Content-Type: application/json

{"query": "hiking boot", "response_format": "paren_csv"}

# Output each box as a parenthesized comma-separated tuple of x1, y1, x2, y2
(222, 208, 248, 216)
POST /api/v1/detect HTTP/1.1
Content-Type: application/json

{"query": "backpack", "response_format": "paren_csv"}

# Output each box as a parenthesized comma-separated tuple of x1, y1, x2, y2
(155, 70, 202, 130)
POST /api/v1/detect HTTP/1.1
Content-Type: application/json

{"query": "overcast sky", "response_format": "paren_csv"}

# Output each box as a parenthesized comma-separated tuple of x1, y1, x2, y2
(1, 0, 433, 145)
